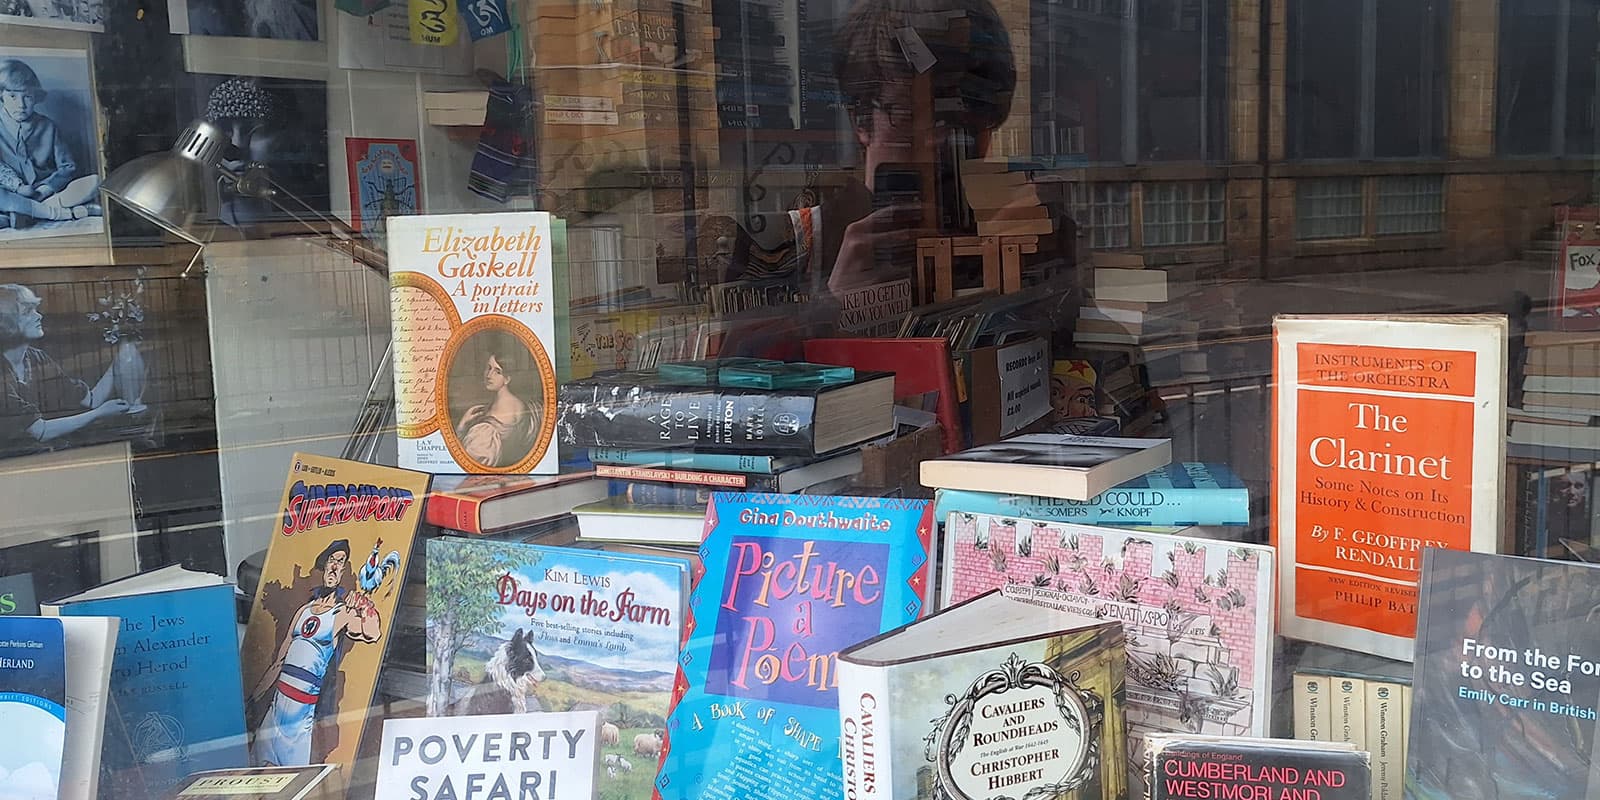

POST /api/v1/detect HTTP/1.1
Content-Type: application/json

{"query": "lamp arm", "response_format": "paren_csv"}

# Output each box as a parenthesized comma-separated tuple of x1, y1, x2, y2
(226, 164, 389, 277)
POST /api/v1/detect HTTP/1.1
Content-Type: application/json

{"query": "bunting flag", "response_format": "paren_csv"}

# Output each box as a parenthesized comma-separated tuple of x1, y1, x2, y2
(460, 0, 512, 40)
(408, 0, 459, 45)
(335, 0, 394, 15)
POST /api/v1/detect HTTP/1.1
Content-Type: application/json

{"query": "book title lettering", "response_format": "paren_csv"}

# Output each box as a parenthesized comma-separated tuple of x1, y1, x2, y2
(1160, 757, 1350, 800)
(280, 481, 416, 536)
(424, 225, 545, 315)
(495, 573, 673, 627)
(1456, 637, 1600, 717)
(1307, 403, 1454, 480)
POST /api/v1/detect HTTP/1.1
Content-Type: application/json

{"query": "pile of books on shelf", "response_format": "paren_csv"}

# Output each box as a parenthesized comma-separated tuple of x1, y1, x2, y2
(1510, 330, 1600, 460)
(1290, 644, 1413, 799)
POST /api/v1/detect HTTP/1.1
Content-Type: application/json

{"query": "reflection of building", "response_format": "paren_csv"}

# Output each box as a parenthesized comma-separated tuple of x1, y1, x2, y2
(912, 764, 933, 799)
(1042, 626, 1127, 800)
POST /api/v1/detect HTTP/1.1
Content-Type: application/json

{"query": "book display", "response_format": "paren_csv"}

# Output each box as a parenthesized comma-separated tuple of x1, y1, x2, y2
(12, 0, 1600, 797)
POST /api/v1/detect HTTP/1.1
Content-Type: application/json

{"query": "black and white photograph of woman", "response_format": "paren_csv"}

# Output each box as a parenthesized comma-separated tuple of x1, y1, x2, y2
(447, 329, 543, 469)
(0, 48, 104, 241)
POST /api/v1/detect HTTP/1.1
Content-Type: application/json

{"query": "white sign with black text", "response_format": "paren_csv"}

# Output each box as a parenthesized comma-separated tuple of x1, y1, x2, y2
(376, 710, 600, 800)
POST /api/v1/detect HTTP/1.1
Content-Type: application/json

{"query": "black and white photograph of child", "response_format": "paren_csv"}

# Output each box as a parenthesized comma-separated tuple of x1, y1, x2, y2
(173, 0, 318, 40)
(0, 0, 106, 32)
(192, 74, 329, 230)
(0, 47, 104, 242)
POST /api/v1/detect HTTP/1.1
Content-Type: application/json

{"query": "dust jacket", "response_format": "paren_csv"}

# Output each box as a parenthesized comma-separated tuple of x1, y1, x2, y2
(1272, 315, 1506, 661)
(1145, 735, 1369, 800)
(653, 493, 935, 800)
(389, 212, 561, 475)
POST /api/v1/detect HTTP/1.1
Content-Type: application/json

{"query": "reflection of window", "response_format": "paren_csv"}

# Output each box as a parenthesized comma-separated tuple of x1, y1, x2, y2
(1142, 181, 1225, 246)
(1068, 183, 1132, 249)
(568, 224, 626, 306)
(1497, 0, 1599, 155)
(1295, 178, 1363, 240)
(1375, 175, 1445, 235)
(1287, 0, 1447, 160)
(1296, 175, 1444, 240)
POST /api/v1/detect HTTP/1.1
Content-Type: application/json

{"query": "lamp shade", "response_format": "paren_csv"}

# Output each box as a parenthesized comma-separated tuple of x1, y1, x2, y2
(100, 121, 230, 246)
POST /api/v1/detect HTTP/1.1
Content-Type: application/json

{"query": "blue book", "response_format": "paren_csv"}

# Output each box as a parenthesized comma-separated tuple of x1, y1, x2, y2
(589, 447, 799, 474)
(655, 493, 935, 800)
(933, 461, 1250, 526)
(0, 616, 66, 799)
(44, 565, 249, 798)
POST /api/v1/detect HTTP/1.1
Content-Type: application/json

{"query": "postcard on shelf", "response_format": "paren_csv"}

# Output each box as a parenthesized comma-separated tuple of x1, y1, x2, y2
(837, 591, 1127, 800)
(1272, 315, 1505, 661)
(1144, 735, 1369, 800)
(239, 453, 430, 770)
(345, 137, 421, 249)
(0, 616, 65, 800)
(425, 537, 687, 800)
(390, 212, 561, 475)
(920, 433, 1173, 501)
(376, 711, 600, 800)
(654, 493, 936, 800)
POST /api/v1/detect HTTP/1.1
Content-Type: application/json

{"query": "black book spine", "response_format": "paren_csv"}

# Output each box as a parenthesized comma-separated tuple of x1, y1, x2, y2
(557, 382, 820, 454)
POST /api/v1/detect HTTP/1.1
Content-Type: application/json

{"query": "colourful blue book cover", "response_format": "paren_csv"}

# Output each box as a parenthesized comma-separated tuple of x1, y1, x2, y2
(933, 461, 1250, 526)
(425, 538, 689, 800)
(653, 493, 935, 800)
(0, 616, 65, 799)
(53, 583, 248, 796)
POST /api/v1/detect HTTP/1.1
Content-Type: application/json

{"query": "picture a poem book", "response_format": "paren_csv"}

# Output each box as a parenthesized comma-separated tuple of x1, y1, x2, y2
(1272, 315, 1506, 661)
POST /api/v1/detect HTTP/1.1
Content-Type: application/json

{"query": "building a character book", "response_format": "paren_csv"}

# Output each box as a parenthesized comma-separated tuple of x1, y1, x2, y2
(1144, 735, 1369, 800)
(389, 212, 561, 475)
(942, 512, 1274, 796)
(1272, 315, 1506, 661)
(425, 537, 689, 800)
(1407, 548, 1600, 799)
(652, 493, 936, 800)
(836, 591, 1128, 800)
(238, 453, 430, 771)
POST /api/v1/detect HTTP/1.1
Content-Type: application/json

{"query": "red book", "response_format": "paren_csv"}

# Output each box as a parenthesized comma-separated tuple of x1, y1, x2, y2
(424, 471, 606, 533)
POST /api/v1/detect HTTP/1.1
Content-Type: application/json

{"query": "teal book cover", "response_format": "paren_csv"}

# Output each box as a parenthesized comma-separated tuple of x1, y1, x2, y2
(933, 462, 1250, 526)
(0, 616, 65, 799)
(653, 493, 935, 800)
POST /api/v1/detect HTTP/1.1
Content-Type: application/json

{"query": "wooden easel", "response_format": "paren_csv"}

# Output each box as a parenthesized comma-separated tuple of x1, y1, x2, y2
(914, 234, 1040, 303)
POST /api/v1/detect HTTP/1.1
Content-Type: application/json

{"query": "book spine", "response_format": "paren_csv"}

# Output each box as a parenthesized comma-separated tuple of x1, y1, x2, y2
(1332, 676, 1366, 748)
(1399, 684, 1411, 781)
(1292, 673, 1331, 741)
(836, 658, 893, 800)
(423, 494, 485, 534)
(588, 448, 781, 473)
(611, 480, 718, 506)
(933, 487, 1249, 527)
(1365, 681, 1403, 800)
(557, 383, 820, 454)
(596, 463, 771, 489)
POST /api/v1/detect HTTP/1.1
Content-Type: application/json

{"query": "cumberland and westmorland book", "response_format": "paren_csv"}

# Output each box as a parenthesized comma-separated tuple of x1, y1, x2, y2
(654, 493, 936, 800)
(239, 453, 430, 770)
(837, 591, 1128, 800)
(390, 212, 561, 474)
(1144, 735, 1369, 800)
(1273, 315, 1506, 661)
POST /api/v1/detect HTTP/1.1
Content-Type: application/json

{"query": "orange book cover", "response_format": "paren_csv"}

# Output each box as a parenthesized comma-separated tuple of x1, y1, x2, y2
(1272, 315, 1506, 661)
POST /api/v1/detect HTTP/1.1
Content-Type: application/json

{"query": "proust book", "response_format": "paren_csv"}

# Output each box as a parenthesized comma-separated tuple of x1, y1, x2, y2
(653, 493, 936, 800)
(1272, 315, 1506, 661)
(238, 453, 430, 771)
(1144, 735, 1368, 800)
(836, 591, 1127, 800)
(389, 212, 561, 474)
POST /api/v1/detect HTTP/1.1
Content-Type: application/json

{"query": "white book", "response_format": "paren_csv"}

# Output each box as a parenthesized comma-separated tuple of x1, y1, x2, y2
(1080, 305, 1145, 324)
(920, 433, 1173, 501)
(1095, 268, 1168, 303)
(1524, 375, 1600, 394)
(1511, 420, 1600, 450)
(57, 617, 118, 800)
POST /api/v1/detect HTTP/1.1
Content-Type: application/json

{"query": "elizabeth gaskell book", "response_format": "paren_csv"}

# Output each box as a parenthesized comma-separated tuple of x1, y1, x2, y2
(1272, 315, 1506, 661)
(389, 213, 561, 475)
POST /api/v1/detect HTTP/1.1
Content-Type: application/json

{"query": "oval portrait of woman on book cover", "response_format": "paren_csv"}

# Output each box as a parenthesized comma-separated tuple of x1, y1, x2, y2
(438, 319, 556, 473)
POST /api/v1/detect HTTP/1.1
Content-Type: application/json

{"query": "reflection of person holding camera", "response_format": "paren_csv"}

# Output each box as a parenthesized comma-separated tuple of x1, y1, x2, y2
(455, 332, 540, 468)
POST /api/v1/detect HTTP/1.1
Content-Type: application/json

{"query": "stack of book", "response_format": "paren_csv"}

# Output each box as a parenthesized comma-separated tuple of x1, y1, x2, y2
(1510, 331, 1600, 461)
(558, 359, 897, 545)
(1079, 251, 1202, 347)
(1290, 651, 1412, 800)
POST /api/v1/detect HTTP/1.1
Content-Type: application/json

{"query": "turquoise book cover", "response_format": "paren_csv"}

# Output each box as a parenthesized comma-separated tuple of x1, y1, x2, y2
(0, 616, 65, 799)
(653, 493, 935, 800)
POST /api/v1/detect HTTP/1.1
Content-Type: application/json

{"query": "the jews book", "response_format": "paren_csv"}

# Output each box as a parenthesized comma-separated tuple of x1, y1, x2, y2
(836, 591, 1127, 800)
(653, 493, 936, 800)
(390, 212, 562, 474)
(920, 433, 1173, 501)
(1272, 315, 1506, 661)
(1144, 735, 1369, 800)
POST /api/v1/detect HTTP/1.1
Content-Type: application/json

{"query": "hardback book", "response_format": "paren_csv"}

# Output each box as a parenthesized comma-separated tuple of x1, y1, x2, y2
(0, 616, 66, 800)
(573, 496, 709, 545)
(1407, 548, 1600, 799)
(163, 764, 343, 800)
(557, 370, 896, 456)
(238, 454, 431, 770)
(836, 591, 1128, 800)
(44, 565, 249, 797)
(389, 211, 562, 475)
(1273, 315, 1506, 661)
(594, 449, 863, 493)
(942, 514, 1275, 781)
(425, 470, 607, 533)
(920, 433, 1173, 502)
(377, 711, 600, 800)
(57, 616, 118, 800)
(587, 447, 806, 474)
(654, 493, 937, 800)
(425, 538, 687, 800)
(1143, 735, 1369, 800)
(933, 461, 1250, 526)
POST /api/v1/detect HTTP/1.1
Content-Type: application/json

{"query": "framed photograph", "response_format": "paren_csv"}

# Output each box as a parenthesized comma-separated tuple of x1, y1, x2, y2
(0, 0, 105, 33)
(0, 46, 105, 243)
(168, 0, 318, 40)
(345, 137, 420, 249)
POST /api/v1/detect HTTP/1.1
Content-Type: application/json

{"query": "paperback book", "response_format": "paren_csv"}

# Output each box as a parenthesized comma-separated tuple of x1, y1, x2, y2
(1144, 735, 1369, 800)
(0, 616, 65, 800)
(1273, 315, 1506, 661)
(390, 212, 561, 474)
(921, 433, 1173, 502)
(653, 493, 936, 800)
(933, 462, 1249, 527)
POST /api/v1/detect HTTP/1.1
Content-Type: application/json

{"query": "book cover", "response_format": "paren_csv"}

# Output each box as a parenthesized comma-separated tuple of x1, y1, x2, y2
(1272, 315, 1507, 661)
(425, 538, 688, 800)
(345, 137, 421, 249)
(942, 513, 1274, 794)
(1145, 735, 1369, 800)
(837, 592, 1127, 800)
(0, 572, 39, 615)
(389, 212, 561, 474)
(50, 579, 248, 796)
(239, 453, 430, 770)
(377, 711, 600, 800)
(0, 616, 65, 800)
(920, 433, 1174, 502)
(933, 462, 1250, 527)
(1407, 548, 1600, 799)
(166, 764, 343, 800)
(653, 493, 936, 800)
(1553, 205, 1600, 329)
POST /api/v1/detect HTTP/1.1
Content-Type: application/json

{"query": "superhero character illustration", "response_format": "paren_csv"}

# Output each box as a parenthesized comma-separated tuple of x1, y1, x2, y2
(246, 538, 398, 766)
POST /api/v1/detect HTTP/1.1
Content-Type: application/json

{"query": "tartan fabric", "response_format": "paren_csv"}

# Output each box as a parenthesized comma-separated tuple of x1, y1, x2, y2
(467, 79, 537, 203)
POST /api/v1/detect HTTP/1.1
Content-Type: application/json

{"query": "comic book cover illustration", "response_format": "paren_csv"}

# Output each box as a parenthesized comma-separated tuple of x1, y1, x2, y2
(346, 137, 421, 249)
